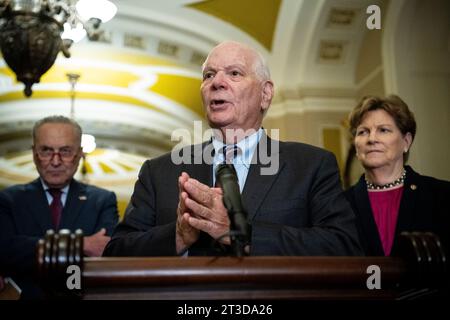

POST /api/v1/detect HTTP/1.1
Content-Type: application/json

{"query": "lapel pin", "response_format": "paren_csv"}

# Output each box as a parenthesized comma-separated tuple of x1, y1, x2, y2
(410, 184, 417, 190)
(79, 195, 87, 200)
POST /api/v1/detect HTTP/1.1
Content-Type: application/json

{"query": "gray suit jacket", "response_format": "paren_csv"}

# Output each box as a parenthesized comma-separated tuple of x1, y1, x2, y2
(104, 136, 362, 257)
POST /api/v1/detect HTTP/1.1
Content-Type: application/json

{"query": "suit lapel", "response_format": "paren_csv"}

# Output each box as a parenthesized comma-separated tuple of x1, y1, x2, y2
(27, 179, 53, 233)
(185, 137, 285, 221)
(60, 179, 86, 229)
(185, 141, 214, 255)
(242, 134, 285, 220)
(187, 141, 213, 186)
(353, 177, 385, 255)
(391, 166, 419, 250)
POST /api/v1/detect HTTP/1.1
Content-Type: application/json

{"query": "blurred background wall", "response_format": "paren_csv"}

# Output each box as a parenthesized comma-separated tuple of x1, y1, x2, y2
(1, 0, 448, 218)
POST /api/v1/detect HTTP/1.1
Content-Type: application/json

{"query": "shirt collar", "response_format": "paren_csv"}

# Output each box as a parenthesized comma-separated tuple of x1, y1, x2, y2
(212, 128, 263, 168)
(40, 178, 70, 194)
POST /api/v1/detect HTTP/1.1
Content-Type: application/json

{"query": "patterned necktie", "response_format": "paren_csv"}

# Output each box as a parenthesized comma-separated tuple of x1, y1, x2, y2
(48, 188, 62, 229)
(215, 145, 239, 188)
(222, 144, 239, 164)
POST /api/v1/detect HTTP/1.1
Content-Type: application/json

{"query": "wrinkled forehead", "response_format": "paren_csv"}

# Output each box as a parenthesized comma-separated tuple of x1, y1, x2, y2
(34, 123, 80, 147)
(203, 43, 256, 70)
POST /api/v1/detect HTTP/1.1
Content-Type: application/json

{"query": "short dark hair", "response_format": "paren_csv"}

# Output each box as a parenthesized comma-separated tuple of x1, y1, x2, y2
(348, 95, 417, 161)
(32, 115, 82, 146)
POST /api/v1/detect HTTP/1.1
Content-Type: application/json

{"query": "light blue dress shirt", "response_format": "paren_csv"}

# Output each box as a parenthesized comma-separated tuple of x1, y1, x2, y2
(181, 129, 263, 257)
(212, 128, 263, 192)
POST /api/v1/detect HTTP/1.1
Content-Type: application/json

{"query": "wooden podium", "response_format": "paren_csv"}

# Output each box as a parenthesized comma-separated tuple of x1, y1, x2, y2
(36, 230, 448, 300)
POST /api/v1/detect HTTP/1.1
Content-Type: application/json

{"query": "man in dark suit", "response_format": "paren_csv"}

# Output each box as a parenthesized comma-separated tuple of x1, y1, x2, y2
(104, 41, 361, 257)
(0, 115, 118, 298)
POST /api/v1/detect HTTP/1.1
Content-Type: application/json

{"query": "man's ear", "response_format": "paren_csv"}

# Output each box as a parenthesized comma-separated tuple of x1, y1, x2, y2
(78, 147, 85, 161)
(261, 80, 274, 111)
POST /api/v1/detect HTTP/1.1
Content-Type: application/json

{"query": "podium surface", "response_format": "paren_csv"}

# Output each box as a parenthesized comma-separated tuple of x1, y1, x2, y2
(36, 230, 448, 300)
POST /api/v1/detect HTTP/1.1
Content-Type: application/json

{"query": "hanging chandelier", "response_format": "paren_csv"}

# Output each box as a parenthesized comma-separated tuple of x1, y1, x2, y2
(0, 0, 117, 97)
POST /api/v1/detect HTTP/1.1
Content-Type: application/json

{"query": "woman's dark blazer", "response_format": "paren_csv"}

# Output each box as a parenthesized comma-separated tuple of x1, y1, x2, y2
(345, 165, 450, 256)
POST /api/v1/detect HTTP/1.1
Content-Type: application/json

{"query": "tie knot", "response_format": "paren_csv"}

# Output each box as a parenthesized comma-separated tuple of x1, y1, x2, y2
(222, 145, 239, 164)
(48, 188, 62, 199)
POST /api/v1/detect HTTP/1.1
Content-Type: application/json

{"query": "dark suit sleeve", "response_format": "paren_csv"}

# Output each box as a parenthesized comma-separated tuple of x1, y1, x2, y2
(103, 160, 177, 256)
(93, 190, 119, 236)
(251, 152, 363, 256)
(0, 191, 40, 275)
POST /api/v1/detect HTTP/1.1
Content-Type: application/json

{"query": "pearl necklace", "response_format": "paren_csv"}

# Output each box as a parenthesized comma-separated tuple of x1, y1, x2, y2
(365, 170, 406, 190)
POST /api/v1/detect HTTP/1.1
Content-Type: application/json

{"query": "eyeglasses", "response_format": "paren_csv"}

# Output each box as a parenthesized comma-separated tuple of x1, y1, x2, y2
(35, 147, 78, 161)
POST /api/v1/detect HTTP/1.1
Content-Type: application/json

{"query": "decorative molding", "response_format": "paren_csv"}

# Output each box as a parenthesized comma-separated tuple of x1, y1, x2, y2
(157, 41, 179, 58)
(326, 8, 359, 28)
(318, 40, 348, 64)
(268, 96, 356, 118)
(273, 86, 357, 104)
(124, 33, 146, 49)
(91, 30, 112, 43)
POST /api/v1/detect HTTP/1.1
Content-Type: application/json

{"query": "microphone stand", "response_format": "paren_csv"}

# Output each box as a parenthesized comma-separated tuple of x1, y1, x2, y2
(232, 225, 247, 257)
(227, 206, 247, 257)
(216, 164, 249, 257)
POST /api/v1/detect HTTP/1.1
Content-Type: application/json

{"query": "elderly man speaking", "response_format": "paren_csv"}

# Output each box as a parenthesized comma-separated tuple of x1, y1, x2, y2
(104, 41, 361, 257)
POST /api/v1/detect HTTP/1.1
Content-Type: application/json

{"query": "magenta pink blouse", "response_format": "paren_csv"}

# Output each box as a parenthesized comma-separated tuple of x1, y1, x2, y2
(368, 186, 404, 256)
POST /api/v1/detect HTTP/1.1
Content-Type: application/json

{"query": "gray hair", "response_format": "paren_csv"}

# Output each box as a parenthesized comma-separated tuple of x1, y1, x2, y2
(202, 41, 271, 81)
(32, 115, 82, 146)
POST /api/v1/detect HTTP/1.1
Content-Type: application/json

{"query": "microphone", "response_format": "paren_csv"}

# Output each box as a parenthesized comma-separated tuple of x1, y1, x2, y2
(215, 164, 249, 256)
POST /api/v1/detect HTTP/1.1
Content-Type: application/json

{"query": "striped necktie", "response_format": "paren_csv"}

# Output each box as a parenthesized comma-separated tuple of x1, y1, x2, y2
(223, 144, 239, 164)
